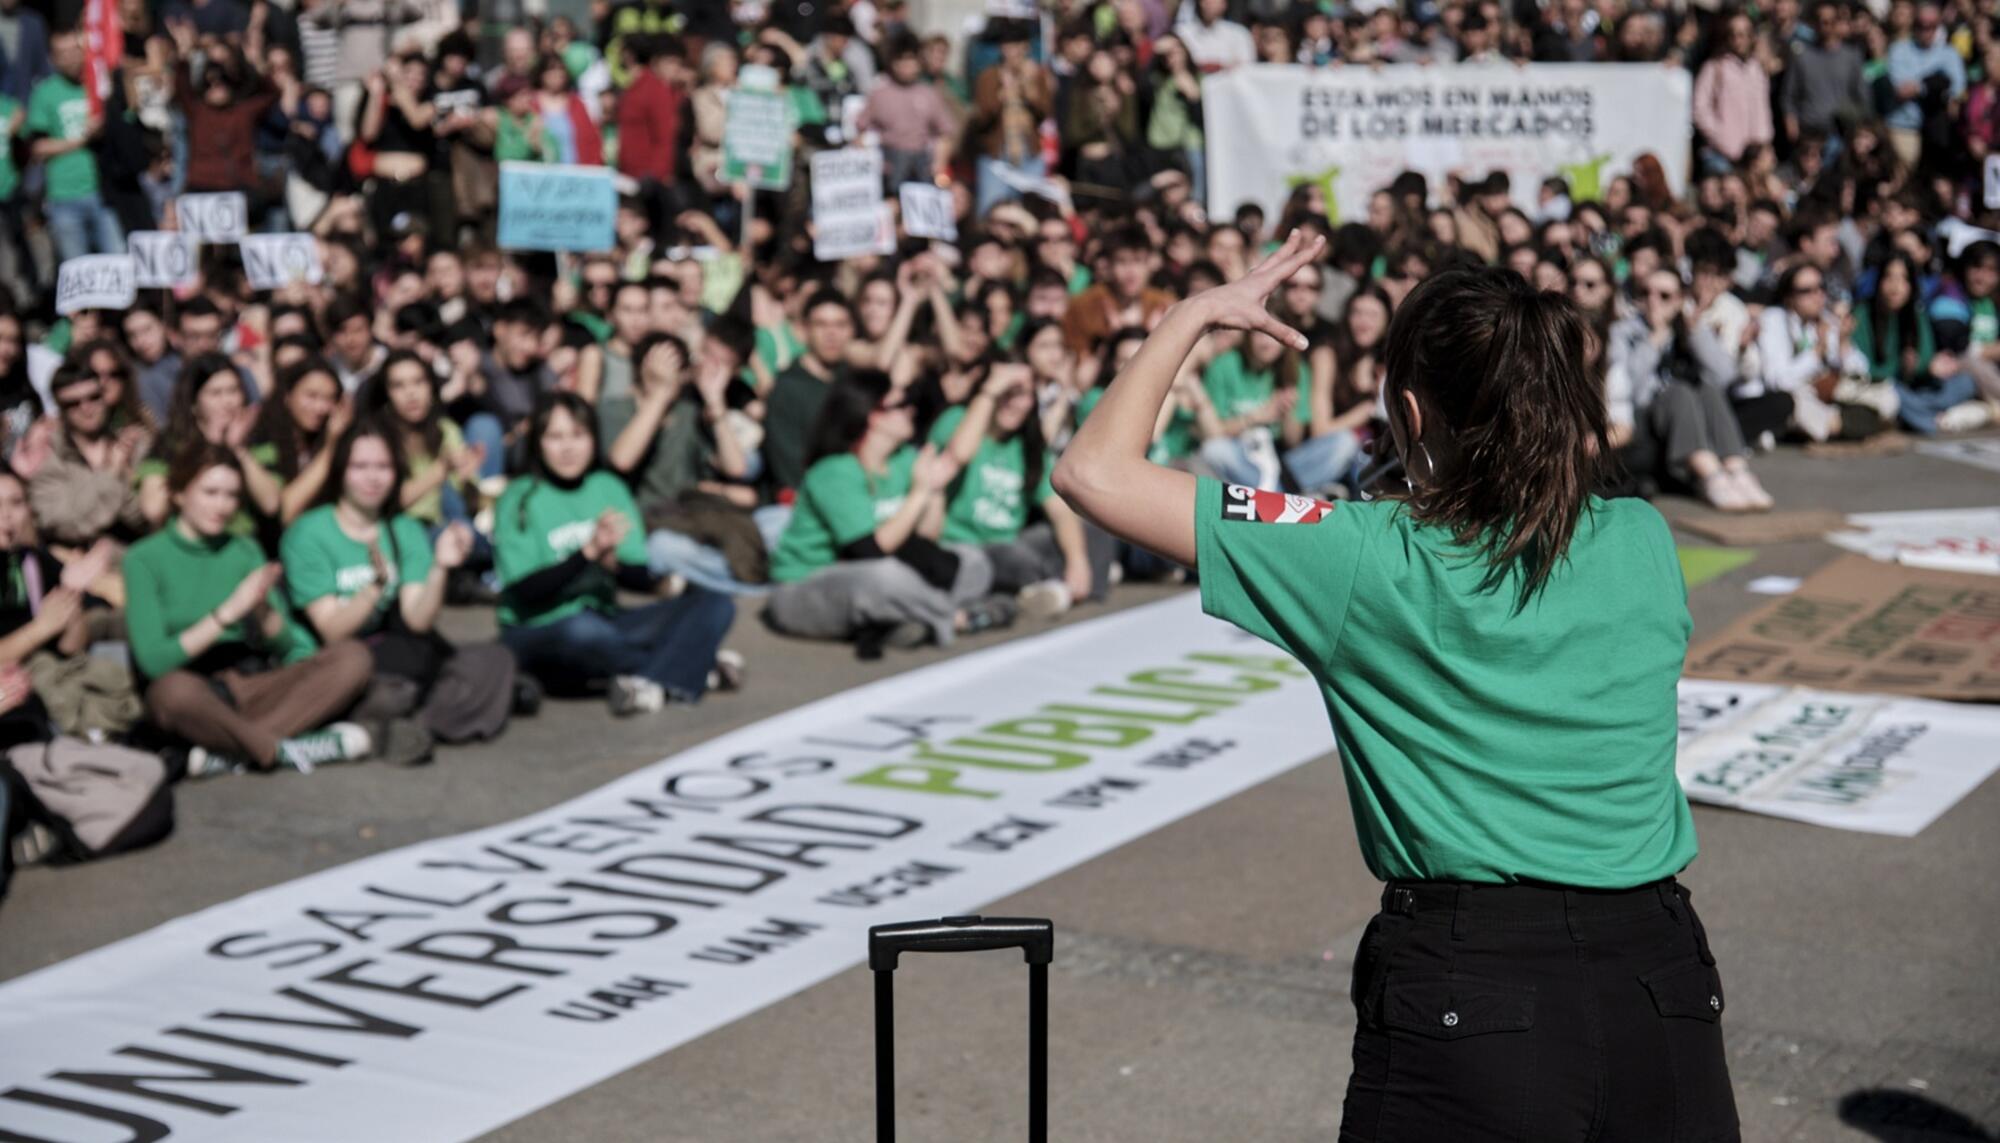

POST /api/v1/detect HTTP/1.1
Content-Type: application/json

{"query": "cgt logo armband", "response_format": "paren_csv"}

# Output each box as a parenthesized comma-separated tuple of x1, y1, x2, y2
(1220, 484, 1338, 525)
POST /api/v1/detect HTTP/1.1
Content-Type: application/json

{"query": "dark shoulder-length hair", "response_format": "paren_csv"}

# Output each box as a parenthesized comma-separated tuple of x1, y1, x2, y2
(1865, 253, 1924, 370)
(165, 439, 244, 497)
(512, 390, 602, 530)
(1382, 266, 1608, 600)
(316, 416, 407, 513)
(805, 369, 895, 470)
(252, 357, 341, 479)
(359, 349, 444, 459)
(162, 353, 248, 447)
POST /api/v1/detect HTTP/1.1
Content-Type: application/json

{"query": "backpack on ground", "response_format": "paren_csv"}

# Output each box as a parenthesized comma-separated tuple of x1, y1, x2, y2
(2, 738, 174, 869)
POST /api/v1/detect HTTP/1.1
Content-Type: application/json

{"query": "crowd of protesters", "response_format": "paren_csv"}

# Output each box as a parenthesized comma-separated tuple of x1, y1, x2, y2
(2, 0, 2000, 873)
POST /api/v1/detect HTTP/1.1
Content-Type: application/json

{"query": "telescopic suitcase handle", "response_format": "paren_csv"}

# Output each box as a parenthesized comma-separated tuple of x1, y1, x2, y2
(872, 916, 1052, 1143)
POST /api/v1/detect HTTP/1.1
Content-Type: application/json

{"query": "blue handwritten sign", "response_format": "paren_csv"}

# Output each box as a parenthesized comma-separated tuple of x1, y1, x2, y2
(497, 162, 617, 252)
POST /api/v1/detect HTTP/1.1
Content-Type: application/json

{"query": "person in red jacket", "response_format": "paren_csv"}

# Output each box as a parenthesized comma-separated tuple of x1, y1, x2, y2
(617, 33, 687, 187)
(533, 54, 602, 166)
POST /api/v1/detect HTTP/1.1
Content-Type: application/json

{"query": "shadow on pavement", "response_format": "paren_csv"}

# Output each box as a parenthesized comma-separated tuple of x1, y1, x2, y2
(1839, 1088, 1994, 1141)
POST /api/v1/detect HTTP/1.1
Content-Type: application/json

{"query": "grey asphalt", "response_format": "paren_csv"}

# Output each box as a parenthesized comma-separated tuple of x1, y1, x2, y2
(4, 440, 1999, 1142)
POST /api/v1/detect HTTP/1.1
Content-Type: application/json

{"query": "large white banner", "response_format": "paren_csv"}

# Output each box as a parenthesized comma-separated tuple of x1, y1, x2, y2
(1676, 679, 2000, 836)
(0, 596, 1334, 1143)
(1826, 507, 2000, 575)
(1204, 63, 1692, 224)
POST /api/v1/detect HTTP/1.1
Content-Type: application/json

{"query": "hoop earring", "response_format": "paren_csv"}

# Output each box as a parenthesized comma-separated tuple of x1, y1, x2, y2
(1403, 440, 1437, 498)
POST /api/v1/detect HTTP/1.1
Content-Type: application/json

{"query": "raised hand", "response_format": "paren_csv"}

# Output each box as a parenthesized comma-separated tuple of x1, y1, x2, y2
(912, 443, 960, 493)
(1186, 230, 1324, 350)
(433, 522, 473, 570)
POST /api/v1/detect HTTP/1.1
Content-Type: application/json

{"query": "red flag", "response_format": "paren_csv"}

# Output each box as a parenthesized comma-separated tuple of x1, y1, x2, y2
(82, 0, 122, 117)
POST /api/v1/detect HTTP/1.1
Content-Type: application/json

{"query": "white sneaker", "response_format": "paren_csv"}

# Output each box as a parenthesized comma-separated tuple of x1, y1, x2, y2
(706, 649, 745, 693)
(1017, 580, 1073, 621)
(275, 722, 372, 774)
(1756, 430, 1777, 453)
(1935, 400, 1995, 434)
(609, 675, 666, 716)
(186, 745, 248, 780)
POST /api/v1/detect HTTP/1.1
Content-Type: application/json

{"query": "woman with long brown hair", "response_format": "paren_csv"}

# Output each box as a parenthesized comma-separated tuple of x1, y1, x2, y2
(1057, 234, 1737, 1141)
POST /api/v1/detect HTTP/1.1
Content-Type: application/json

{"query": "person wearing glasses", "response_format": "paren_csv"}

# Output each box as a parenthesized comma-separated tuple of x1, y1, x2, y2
(1750, 263, 1874, 443)
(765, 371, 1014, 657)
(1566, 254, 1617, 325)
(27, 356, 153, 551)
(1608, 269, 1775, 511)
(1056, 234, 1738, 1143)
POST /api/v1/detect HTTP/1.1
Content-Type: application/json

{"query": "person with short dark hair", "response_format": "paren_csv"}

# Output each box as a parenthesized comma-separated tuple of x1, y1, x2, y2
(762, 290, 858, 499)
(859, 33, 957, 189)
(1057, 235, 1737, 1140)
(30, 353, 151, 549)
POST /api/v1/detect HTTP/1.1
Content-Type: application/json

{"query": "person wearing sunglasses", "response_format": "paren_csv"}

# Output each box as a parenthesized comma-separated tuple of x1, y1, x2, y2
(1750, 263, 1875, 443)
(28, 355, 152, 551)
(1607, 269, 1774, 512)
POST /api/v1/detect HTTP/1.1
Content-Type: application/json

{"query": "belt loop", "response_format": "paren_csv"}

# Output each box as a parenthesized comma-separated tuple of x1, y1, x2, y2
(1450, 885, 1467, 942)
(1657, 880, 1685, 925)
(1562, 889, 1585, 944)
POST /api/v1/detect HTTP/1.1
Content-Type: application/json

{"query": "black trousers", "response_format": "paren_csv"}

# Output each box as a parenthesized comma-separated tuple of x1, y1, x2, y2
(1341, 877, 1740, 1143)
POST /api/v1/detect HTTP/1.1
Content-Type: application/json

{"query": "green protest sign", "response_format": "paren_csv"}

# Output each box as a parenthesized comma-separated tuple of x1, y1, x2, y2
(722, 88, 794, 191)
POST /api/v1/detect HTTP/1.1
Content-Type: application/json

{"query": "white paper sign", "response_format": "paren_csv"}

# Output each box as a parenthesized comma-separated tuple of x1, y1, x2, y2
(811, 147, 895, 261)
(1917, 438, 2000, 476)
(127, 230, 200, 288)
(240, 233, 326, 290)
(899, 182, 958, 241)
(1986, 154, 2000, 210)
(177, 192, 250, 244)
(0, 595, 1332, 1143)
(1676, 679, 2000, 836)
(54, 254, 137, 315)
(986, 0, 1039, 16)
(1825, 507, 2000, 577)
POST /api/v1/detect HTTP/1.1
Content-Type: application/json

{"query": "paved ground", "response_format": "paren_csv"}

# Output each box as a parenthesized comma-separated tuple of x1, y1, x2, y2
(3, 439, 1999, 1142)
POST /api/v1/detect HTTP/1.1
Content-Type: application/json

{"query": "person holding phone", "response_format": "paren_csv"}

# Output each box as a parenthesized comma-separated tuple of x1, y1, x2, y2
(1055, 234, 1737, 1142)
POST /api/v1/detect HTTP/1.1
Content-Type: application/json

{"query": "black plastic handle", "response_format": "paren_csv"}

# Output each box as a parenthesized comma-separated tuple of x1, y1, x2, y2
(869, 915, 1055, 971)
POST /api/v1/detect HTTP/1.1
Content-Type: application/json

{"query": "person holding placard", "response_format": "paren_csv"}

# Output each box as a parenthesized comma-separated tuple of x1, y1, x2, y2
(1055, 236, 1737, 1142)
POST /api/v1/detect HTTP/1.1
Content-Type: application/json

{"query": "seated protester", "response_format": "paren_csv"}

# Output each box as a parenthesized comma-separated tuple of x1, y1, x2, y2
(1855, 254, 1977, 435)
(1747, 264, 1875, 443)
(494, 393, 737, 716)
(281, 421, 519, 745)
(136, 354, 284, 539)
(363, 350, 493, 597)
(251, 358, 352, 526)
(1074, 329, 1197, 584)
(572, 280, 652, 407)
(455, 298, 557, 481)
(931, 362, 1098, 614)
(323, 293, 389, 395)
(124, 443, 378, 776)
(765, 371, 1010, 654)
(1288, 282, 1390, 498)
(1925, 297, 1996, 433)
(0, 473, 140, 741)
(608, 326, 785, 596)
(762, 290, 858, 500)
(28, 361, 151, 551)
(1192, 327, 1309, 492)
(1018, 318, 1080, 449)
(1607, 268, 1774, 511)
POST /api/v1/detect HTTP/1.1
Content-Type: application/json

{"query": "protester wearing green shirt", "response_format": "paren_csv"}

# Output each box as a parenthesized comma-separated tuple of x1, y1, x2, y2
(125, 443, 375, 775)
(494, 393, 734, 716)
(283, 418, 518, 745)
(1054, 247, 1733, 1139)
(0, 95, 23, 204)
(765, 371, 1008, 654)
(1195, 339, 1310, 489)
(762, 290, 856, 494)
(930, 364, 1096, 615)
(26, 33, 124, 261)
(136, 354, 285, 540)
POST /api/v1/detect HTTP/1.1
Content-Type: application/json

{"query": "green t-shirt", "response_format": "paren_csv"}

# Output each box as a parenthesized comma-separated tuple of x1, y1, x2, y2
(136, 442, 281, 540)
(1202, 349, 1310, 426)
(768, 448, 916, 584)
(123, 521, 317, 680)
(1194, 479, 1698, 888)
(1074, 386, 1195, 464)
(280, 506, 434, 639)
(26, 74, 97, 202)
(0, 95, 21, 202)
(763, 364, 840, 493)
(493, 471, 647, 627)
(927, 405, 1054, 545)
(1969, 296, 1997, 348)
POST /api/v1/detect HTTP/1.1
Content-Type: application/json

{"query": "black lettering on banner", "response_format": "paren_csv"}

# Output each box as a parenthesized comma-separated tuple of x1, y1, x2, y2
(546, 976, 690, 1023)
(315, 956, 528, 1009)
(206, 985, 423, 1041)
(51, 1047, 302, 1116)
(1139, 737, 1235, 770)
(485, 898, 680, 941)
(687, 916, 823, 965)
(818, 859, 962, 908)
(1045, 775, 1145, 809)
(392, 930, 611, 977)
(951, 816, 1055, 854)
(206, 932, 342, 968)
(0, 1087, 173, 1143)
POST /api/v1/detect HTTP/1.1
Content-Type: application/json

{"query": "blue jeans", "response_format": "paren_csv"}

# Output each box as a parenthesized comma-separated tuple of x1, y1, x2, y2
(45, 194, 126, 263)
(1896, 372, 1980, 435)
(499, 590, 736, 701)
(1285, 430, 1362, 495)
(976, 154, 1046, 218)
(463, 413, 508, 480)
(645, 504, 790, 597)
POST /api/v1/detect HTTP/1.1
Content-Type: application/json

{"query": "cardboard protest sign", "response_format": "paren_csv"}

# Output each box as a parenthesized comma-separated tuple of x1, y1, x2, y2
(496, 162, 617, 252)
(811, 147, 894, 261)
(1684, 555, 2000, 701)
(177, 192, 249, 243)
(1669, 508, 1851, 547)
(722, 87, 793, 190)
(241, 233, 325, 290)
(899, 182, 958, 241)
(55, 254, 136, 315)
(127, 231, 199, 288)
(1675, 679, 2000, 836)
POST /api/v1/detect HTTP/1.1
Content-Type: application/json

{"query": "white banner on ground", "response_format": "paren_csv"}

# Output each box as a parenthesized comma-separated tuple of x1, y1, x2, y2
(0, 595, 1334, 1143)
(899, 182, 958, 241)
(1676, 679, 2000, 836)
(1203, 63, 1691, 223)
(1826, 507, 2000, 576)
(128, 231, 200, 289)
(54, 254, 136, 315)
(177, 192, 250, 244)
(812, 147, 895, 261)
(1917, 437, 2000, 476)
(240, 233, 326, 290)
